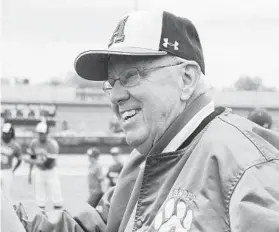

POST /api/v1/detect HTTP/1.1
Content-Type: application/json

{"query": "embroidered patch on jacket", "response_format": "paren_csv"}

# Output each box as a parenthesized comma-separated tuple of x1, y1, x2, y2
(152, 188, 196, 232)
(153, 197, 193, 232)
(169, 188, 196, 202)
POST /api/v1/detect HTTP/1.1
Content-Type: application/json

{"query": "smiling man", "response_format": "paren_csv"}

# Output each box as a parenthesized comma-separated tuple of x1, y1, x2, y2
(13, 10, 279, 232)
(73, 10, 279, 232)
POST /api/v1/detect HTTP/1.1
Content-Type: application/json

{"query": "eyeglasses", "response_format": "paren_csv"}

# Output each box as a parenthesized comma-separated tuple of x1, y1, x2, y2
(103, 62, 183, 96)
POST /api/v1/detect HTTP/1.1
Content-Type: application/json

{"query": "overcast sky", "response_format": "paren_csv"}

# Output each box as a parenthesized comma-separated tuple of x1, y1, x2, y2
(1, 0, 279, 89)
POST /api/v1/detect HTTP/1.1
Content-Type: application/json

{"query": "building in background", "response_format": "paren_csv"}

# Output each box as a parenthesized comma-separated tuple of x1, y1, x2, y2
(2, 85, 278, 132)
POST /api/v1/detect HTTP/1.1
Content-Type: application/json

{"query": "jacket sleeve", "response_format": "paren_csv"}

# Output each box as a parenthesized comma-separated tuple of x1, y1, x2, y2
(1, 194, 26, 232)
(229, 159, 279, 232)
(71, 187, 115, 231)
(14, 187, 115, 232)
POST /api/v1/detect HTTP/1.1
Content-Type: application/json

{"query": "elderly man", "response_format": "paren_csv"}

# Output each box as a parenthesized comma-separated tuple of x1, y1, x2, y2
(13, 10, 279, 232)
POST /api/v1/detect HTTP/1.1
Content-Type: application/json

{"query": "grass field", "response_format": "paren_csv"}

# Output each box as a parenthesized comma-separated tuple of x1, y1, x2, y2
(10, 174, 89, 221)
(7, 154, 127, 222)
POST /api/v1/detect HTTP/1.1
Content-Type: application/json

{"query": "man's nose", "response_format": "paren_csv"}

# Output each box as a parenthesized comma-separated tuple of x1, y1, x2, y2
(109, 80, 130, 104)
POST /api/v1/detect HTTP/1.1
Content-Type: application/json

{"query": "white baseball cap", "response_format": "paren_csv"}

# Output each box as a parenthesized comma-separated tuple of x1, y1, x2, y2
(75, 11, 204, 81)
(36, 122, 48, 133)
(2, 123, 12, 133)
(110, 147, 120, 154)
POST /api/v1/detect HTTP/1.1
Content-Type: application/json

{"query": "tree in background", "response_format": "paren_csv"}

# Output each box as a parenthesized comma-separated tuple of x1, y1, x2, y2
(1, 77, 30, 85)
(22, 79, 30, 85)
(233, 76, 277, 92)
(48, 77, 63, 86)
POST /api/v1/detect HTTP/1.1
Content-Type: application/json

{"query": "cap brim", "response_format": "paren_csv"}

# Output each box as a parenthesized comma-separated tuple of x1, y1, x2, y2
(74, 47, 167, 81)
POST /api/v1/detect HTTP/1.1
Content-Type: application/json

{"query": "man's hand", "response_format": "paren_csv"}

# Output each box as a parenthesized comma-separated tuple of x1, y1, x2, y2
(21, 155, 46, 165)
(33, 148, 48, 164)
(37, 154, 47, 165)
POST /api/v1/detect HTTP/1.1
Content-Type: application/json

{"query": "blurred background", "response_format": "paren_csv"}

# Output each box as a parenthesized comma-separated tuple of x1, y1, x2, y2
(1, 0, 279, 149)
(1, 0, 279, 219)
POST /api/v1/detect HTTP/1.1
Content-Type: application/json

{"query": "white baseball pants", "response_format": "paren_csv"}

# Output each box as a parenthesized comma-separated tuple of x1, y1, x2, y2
(34, 167, 63, 208)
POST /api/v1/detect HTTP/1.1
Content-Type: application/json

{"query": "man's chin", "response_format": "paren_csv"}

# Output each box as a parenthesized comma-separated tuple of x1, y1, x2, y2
(125, 134, 143, 148)
(125, 130, 151, 154)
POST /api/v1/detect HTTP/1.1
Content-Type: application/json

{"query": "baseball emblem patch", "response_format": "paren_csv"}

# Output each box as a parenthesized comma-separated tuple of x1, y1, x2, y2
(153, 198, 193, 232)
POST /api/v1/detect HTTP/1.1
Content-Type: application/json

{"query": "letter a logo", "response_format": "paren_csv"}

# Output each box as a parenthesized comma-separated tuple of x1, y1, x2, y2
(108, 16, 129, 47)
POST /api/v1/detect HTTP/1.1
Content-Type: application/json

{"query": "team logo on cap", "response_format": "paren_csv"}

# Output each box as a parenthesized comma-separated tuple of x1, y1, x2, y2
(162, 38, 179, 50)
(108, 16, 129, 47)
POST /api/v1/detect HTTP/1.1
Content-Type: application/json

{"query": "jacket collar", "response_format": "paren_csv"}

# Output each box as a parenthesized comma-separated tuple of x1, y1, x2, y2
(148, 93, 214, 156)
(163, 100, 214, 153)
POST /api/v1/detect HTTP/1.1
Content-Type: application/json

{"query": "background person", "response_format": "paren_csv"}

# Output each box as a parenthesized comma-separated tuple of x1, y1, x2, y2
(22, 122, 63, 210)
(1, 123, 22, 197)
(87, 147, 107, 207)
(106, 147, 123, 187)
(247, 108, 273, 129)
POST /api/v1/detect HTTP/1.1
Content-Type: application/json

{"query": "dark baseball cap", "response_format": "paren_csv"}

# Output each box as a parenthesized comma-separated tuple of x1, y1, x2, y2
(75, 11, 205, 81)
(248, 108, 273, 129)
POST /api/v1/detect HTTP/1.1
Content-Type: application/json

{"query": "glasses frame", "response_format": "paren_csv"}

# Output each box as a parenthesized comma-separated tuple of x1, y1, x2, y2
(102, 62, 183, 95)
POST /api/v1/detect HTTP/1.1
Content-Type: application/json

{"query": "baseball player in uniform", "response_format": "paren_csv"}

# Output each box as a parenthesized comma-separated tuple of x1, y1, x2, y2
(1, 123, 22, 197)
(22, 122, 63, 209)
(87, 147, 107, 207)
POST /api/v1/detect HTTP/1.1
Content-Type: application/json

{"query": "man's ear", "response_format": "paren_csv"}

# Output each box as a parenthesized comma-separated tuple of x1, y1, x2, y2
(180, 61, 201, 101)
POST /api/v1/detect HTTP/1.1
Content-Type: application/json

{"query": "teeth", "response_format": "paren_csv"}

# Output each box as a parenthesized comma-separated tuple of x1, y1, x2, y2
(121, 109, 138, 120)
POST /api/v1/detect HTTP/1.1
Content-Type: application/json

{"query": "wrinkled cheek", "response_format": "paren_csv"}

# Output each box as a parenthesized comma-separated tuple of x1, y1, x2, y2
(139, 94, 171, 124)
(145, 108, 168, 125)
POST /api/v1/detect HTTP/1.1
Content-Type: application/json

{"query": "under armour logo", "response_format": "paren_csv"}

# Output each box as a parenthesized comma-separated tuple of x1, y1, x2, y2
(162, 38, 179, 50)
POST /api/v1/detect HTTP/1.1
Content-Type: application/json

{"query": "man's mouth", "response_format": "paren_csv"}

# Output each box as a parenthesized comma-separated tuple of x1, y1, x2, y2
(120, 109, 141, 121)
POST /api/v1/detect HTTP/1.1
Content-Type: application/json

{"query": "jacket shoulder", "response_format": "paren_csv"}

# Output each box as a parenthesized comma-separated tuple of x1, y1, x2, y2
(216, 111, 279, 161)
(197, 110, 279, 229)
